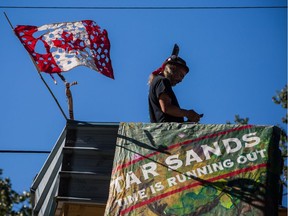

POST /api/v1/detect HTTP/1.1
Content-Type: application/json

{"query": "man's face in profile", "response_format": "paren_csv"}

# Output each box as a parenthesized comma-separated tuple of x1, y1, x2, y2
(170, 67, 188, 86)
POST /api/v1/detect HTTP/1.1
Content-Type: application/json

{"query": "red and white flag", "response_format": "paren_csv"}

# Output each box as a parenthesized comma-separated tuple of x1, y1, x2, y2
(14, 20, 114, 79)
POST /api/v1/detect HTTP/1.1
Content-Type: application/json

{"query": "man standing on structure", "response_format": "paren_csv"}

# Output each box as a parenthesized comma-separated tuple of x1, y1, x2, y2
(148, 44, 202, 123)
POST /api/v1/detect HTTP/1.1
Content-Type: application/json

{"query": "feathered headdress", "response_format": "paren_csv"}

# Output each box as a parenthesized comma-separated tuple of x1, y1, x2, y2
(152, 44, 189, 75)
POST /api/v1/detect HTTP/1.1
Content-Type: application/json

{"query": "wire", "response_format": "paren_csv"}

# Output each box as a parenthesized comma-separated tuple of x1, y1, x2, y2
(3, 12, 69, 121)
(0, 5, 287, 10)
(0, 150, 50, 154)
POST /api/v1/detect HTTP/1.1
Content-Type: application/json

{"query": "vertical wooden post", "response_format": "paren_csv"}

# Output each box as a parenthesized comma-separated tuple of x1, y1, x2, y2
(65, 82, 77, 120)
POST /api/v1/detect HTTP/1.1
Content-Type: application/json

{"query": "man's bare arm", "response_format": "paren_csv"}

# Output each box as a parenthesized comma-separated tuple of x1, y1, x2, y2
(159, 93, 201, 122)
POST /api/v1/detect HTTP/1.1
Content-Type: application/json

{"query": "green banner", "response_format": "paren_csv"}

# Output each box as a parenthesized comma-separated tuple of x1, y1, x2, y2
(105, 123, 281, 216)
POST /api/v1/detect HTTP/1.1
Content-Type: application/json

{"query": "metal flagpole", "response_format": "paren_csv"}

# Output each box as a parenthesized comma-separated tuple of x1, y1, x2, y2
(4, 12, 68, 121)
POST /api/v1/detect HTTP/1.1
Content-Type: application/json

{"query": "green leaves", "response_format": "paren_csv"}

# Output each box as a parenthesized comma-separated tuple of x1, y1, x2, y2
(0, 170, 32, 216)
(273, 84, 288, 124)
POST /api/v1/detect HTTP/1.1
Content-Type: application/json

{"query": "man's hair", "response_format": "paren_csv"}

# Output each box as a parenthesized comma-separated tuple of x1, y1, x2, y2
(148, 64, 179, 85)
(163, 64, 178, 80)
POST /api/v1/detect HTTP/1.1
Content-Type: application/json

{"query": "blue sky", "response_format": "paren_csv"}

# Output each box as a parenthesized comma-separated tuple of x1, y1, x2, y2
(0, 0, 287, 208)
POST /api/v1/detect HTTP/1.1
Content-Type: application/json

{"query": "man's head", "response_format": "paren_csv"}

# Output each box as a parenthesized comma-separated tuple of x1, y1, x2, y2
(164, 55, 189, 73)
(148, 44, 190, 86)
(162, 55, 189, 86)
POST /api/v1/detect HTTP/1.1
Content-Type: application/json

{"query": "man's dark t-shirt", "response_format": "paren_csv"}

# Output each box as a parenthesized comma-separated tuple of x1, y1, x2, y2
(149, 75, 184, 123)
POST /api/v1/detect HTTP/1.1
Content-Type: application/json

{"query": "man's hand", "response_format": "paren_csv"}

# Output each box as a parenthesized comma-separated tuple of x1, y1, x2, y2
(185, 110, 202, 123)
(159, 93, 203, 123)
